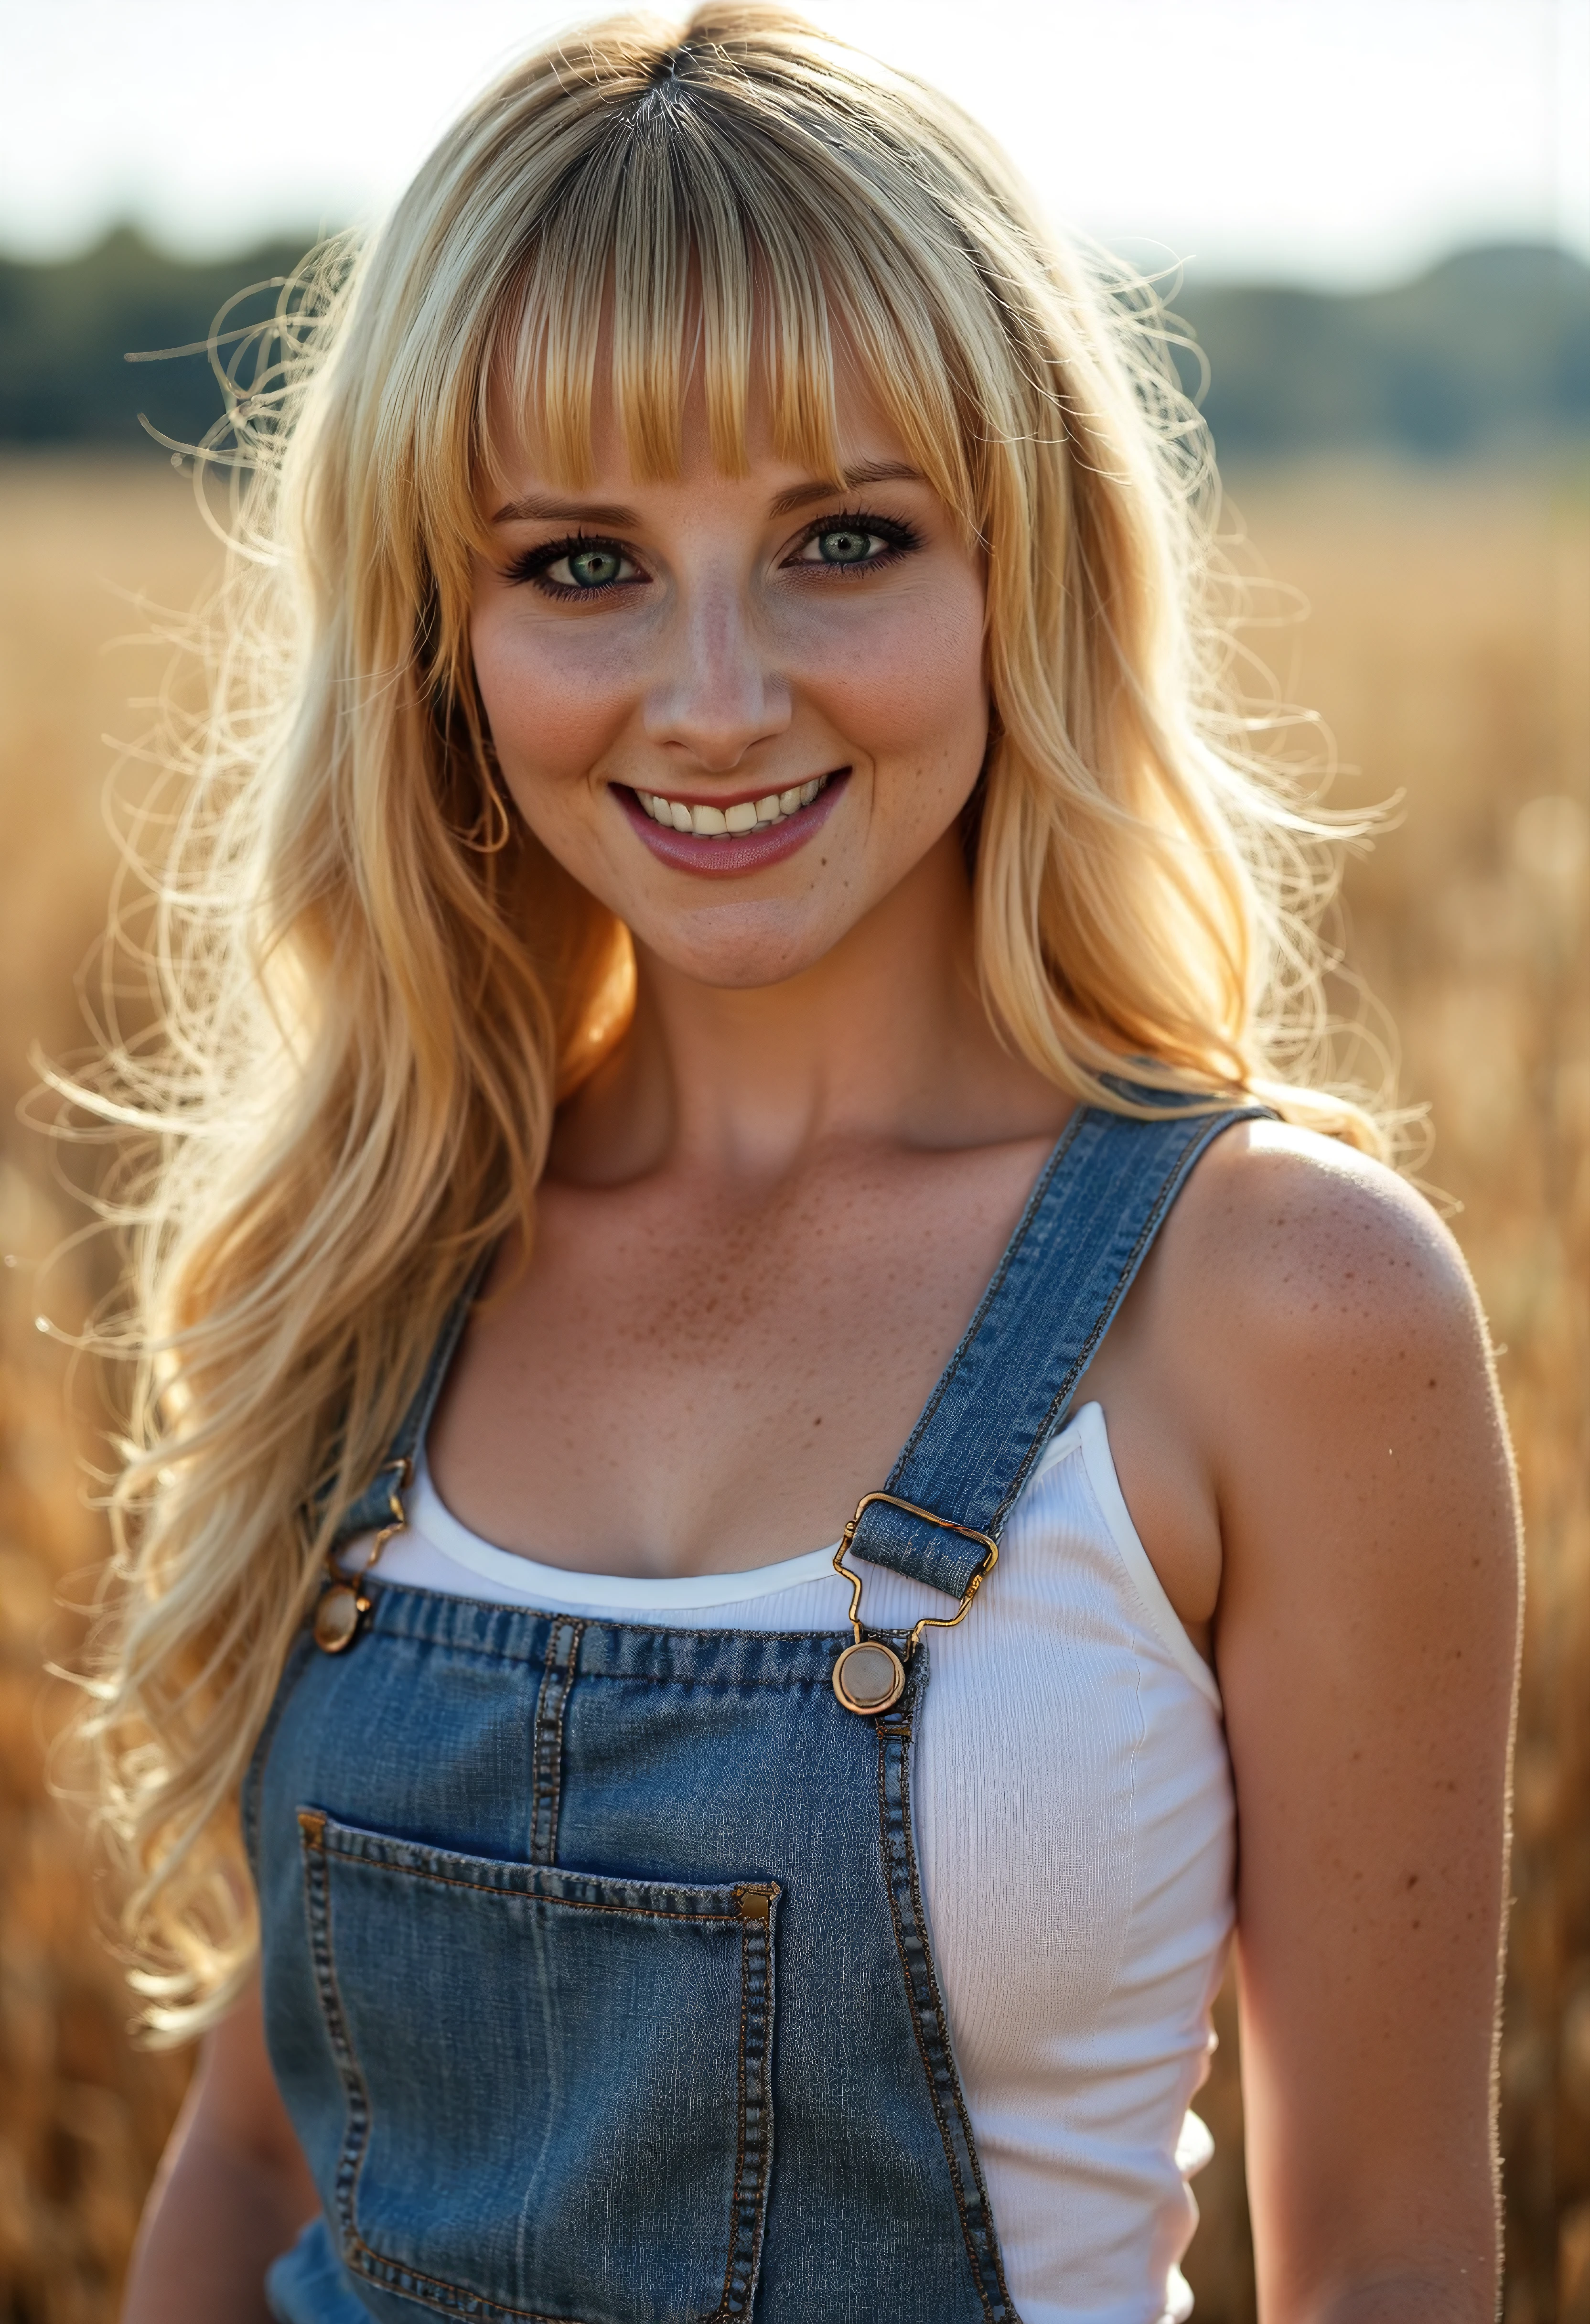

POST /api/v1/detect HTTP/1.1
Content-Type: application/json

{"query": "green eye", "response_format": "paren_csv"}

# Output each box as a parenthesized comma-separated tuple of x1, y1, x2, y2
(790, 513, 919, 572)
(556, 545, 629, 589)
(813, 527, 878, 565)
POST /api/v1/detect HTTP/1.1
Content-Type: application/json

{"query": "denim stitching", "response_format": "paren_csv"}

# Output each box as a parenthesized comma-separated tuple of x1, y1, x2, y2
(358, 1614, 851, 1676)
(297, 1818, 372, 2257)
(316, 1819, 750, 1916)
(874, 1704, 972, 2260)
(336, 1924, 777, 2324)
(739, 1907, 776, 2311)
(316, 1851, 748, 1922)
(529, 1619, 584, 1866)
(244, 1627, 314, 1880)
(871, 1108, 1270, 1587)
(715, 1922, 754, 2321)
(712, 1900, 776, 2318)
(991, 1107, 1267, 1525)
(303, 1816, 775, 2324)
(342, 2233, 584, 2321)
(875, 1678, 1015, 2322)
(883, 1114, 1080, 1484)
(988, 1114, 1233, 1528)
(893, 1728, 1015, 2319)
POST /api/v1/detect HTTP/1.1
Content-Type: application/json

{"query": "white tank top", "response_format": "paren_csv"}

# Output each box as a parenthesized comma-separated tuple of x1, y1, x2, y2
(354, 1401, 1233, 2324)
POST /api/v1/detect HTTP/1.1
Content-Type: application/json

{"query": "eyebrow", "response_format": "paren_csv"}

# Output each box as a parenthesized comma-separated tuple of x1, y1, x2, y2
(766, 461, 927, 516)
(489, 460, 928, 528)
(490, 493, 642, 526)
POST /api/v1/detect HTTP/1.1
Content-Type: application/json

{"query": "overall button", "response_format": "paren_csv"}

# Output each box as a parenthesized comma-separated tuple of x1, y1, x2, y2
(832, 1638, 906, 1715)
(313, 1584, 363, 1653)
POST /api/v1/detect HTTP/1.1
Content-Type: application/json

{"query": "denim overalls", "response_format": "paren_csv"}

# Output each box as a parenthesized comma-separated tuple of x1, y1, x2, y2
(250, 1098, 1261, 2324)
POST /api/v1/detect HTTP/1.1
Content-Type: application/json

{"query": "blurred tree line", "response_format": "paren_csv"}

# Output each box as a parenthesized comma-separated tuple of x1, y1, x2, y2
(0, 225, 1586, 464)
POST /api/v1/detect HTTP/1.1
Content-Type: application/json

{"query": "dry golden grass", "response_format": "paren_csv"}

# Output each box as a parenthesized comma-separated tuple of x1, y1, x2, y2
(1182, 462, 1590, 2324)
(0, 453, 1583, 2322)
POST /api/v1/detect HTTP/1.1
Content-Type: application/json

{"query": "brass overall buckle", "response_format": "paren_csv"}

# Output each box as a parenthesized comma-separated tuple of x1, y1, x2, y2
(313, 1456, 412, 1654)
(830, 1492, 998, 1715)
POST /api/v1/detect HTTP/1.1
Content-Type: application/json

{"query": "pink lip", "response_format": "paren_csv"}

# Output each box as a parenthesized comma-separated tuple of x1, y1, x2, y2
(616, 772, 849, 877)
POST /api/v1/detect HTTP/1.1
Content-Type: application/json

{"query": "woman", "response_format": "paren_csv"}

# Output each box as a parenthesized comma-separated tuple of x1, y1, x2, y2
(109, 10, 1518, 2321)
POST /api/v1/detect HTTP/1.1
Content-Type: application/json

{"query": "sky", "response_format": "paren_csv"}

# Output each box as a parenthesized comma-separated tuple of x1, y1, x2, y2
(3, 0, 1587, 287)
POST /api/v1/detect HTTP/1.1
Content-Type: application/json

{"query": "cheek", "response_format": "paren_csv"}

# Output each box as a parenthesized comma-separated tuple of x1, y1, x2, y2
(470, 607, 634, 792)
(804, 580, 988, 793)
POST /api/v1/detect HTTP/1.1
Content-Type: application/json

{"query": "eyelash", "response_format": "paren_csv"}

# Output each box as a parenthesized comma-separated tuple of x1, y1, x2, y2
(787, 507, 923, 578)
(501, 507, 924, 599)
(502, 535, 640, 600)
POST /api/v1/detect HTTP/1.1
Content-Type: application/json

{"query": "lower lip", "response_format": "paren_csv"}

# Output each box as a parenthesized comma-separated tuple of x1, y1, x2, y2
(617, 774, 849, 877)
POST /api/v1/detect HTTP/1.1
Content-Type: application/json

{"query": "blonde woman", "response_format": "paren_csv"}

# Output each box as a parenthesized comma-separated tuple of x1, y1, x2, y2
(109, 11, 1518, 2321)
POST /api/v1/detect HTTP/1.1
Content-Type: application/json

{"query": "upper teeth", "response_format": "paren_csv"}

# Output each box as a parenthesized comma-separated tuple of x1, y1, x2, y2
(634, 776, 828, 836)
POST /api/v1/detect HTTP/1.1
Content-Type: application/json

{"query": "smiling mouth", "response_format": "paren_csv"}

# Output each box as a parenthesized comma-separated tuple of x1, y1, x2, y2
(631, 772, 836, 838)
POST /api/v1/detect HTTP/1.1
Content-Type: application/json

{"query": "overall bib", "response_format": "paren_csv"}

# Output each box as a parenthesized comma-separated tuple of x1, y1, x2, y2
(250, 1099, 1262, 2324)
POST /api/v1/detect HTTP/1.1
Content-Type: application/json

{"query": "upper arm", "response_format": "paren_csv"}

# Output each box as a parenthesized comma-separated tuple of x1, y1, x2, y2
(182, 1972, 316, 2191)
(1190, 1128, 1520, 2319)
(122, 1977, 318, 2324)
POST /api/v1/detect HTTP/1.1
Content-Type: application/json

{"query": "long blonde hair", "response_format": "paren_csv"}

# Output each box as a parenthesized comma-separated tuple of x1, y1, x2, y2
(82, 1, 1376, 2037)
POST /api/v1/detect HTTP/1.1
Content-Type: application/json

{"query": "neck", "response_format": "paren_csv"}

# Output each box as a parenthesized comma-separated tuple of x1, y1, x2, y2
(549, 830, 1068, 1190)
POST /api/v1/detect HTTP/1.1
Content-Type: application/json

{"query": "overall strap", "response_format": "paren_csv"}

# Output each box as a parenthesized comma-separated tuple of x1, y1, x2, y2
(847, 1097, 1272, 1600)
(328, 1249, 494, 1549)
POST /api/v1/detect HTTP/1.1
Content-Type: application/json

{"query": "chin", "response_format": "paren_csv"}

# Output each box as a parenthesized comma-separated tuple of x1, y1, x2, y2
(650, 899, 846, 990)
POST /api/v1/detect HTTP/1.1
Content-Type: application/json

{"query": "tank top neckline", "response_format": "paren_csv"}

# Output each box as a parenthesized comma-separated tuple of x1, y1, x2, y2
(408, 1406, 1090, 1613)
(379, 1402, 1220, 1711)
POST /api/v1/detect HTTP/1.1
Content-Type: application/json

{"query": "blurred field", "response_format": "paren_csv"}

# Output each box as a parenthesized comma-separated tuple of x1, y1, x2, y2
(0, 452, 1585, 2321)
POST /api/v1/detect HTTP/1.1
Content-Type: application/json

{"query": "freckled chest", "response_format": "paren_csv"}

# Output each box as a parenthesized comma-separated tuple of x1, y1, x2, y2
(428, 1150, 1047, 1574)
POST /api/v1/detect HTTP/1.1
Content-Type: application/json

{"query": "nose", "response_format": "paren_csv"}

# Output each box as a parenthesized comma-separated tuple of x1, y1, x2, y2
(642, 580, 792, 773)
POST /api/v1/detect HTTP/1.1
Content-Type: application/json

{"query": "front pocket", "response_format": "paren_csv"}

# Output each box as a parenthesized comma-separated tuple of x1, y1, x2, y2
(297, 1808, 778, 2324)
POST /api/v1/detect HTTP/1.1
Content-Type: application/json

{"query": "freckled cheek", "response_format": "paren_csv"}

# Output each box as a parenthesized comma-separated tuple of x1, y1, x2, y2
(811, 600, 987, 803)
(470, 615, 635, 792)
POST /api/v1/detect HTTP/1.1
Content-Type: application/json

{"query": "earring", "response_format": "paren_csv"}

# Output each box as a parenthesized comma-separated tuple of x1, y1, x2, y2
(464, 740, 512, 856)
(478, 766, 512, 856)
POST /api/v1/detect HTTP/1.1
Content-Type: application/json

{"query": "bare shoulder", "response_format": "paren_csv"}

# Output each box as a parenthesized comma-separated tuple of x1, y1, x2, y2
(1084, 1116, 1508, 1636)
(1166, 1116, 1489, 1390)
(1143, 1115, 1517, 1609)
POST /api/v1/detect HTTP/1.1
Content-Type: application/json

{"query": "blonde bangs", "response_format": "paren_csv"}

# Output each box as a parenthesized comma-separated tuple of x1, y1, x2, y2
(486, 94, 978, 538)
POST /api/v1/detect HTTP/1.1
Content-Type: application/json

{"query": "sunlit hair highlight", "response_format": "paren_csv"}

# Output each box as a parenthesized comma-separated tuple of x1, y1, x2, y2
(77, 2, 1381, 2037)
